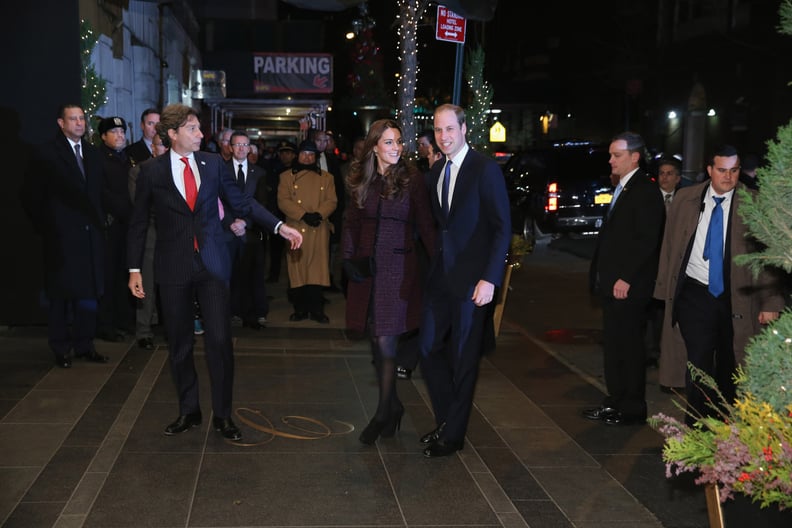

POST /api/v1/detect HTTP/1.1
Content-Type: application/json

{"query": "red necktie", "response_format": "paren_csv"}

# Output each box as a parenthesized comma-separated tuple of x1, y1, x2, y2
(180, 157, 199, 250)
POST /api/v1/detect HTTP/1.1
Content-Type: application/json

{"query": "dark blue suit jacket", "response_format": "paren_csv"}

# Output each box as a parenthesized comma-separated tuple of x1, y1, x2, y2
(22, 133, 106, 299)
(223, 160, 268, 240)
(127, 151, 279, 285)
(590, 169, 665, 300)
(426, 147, 511, 298)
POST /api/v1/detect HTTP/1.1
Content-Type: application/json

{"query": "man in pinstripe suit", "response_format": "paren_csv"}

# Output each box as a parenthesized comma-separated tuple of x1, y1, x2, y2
(127, 104, 302, 440)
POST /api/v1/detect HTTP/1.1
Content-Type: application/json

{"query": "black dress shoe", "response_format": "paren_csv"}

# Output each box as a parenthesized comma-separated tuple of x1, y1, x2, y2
(55, 355, 72, 368)
(164, 411, 202, 435)
(396, 366, 412, 380)
(310, 312, 330, 324)
(603, 412, 646, 426)
(289, 312, 308, 321)
(423, 440, 463, 458)
(137, 337, 154, 350)
(582, 406, 618, 421)
(212, 416, 242, 440)
(420, 423, 446, 444)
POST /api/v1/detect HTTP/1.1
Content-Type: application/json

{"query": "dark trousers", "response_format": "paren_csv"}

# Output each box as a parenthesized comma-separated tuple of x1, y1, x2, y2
(48, 297, 98, 357)
(291, 284, 324, 314)
(644, 298, 664, 362)
(158, 253, 234, 419)
(267, 234, 284, 281)
(229, 234, 269, 321)
(420, 288, 488, 444)
(676, 277, 735, 425)
(135, 224, 158, 340)
(601, 294, 649, 418)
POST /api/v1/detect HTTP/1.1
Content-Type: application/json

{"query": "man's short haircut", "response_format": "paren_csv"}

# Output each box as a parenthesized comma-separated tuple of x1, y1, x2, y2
(155, 104, 198, 148)
(657, 157, 681, 175)
(230, 130, 250, 143)
(57, 103, 83, 119)
(611, 131, 646, 155)
(708, 144, 739, 166)
(418, 128, 434, 142)
(418, 128, 440, 152)
(435, 104, 466, 127)
(140, 108, 160, 122)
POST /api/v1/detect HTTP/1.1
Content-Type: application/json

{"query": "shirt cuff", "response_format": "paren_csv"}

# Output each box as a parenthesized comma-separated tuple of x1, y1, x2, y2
(129, 269, 141, 273)
(274, 221, 283, 235)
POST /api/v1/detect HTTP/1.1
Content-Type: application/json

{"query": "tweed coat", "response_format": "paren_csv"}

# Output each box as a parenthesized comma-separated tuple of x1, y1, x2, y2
(342, 172, 436, 335)
(654, 181, 785, 387)
(277, 166, 337, 287)
(21, 132, 106, 299)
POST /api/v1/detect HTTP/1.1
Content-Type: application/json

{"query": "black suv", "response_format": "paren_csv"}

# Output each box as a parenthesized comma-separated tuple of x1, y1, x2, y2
(503, 142, 613, 241)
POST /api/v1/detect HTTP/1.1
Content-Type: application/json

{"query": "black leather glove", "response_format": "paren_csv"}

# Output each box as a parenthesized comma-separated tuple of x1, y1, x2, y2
(301, 212, 322, 227)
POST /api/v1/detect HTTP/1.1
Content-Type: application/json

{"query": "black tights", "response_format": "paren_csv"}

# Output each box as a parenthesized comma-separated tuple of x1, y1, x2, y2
(372, 335, 401, 421)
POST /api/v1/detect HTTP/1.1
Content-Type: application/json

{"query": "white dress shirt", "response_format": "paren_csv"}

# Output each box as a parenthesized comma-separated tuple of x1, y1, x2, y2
(685, 185, 734, 284)
(170, 150, 201, 201)
(436, 142, 470, 210)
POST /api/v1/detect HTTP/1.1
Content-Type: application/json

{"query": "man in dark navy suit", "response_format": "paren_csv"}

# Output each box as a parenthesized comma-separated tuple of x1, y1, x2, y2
(584, 132, 665, 426)
(127, 104, 302, 440)
(224, 130, 270, 327)
(21, 103, 109, 368)
(125, 108, 160, 167)
(419, 104, 511, 458)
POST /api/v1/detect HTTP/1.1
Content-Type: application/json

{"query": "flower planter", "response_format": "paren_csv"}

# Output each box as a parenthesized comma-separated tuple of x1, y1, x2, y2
(705, 484, 792, 528)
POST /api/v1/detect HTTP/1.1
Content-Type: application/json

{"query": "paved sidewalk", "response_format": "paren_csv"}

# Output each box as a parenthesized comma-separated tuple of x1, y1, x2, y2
(0, 252, 707, 527)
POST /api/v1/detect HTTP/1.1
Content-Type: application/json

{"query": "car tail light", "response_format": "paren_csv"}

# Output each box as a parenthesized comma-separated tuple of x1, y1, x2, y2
(546, 182, 558, 212)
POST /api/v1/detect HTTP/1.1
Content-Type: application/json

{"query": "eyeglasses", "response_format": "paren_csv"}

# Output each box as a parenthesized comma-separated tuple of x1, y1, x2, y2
(232, 143, 250, 147)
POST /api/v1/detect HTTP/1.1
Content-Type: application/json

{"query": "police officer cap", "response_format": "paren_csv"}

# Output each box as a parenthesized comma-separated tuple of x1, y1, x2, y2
(278, 141, 297, 152)
(99, 116, 127, 135)
(297, 140, 320, 154)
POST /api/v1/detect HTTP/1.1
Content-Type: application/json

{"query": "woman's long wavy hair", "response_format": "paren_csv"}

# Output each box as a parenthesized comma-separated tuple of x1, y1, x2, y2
(347, 119, 413, 209)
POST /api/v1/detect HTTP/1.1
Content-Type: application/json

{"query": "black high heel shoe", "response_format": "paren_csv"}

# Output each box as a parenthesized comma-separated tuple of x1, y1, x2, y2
(359, 418, 389, 445)
(380, 407, 404, 438)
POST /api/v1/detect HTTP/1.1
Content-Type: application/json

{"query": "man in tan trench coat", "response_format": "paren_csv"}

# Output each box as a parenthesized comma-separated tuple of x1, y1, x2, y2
(278, 140, 337, 323)
(654, 145, 783, 424)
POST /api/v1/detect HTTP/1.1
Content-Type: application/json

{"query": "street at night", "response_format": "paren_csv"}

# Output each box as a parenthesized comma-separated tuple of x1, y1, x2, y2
(4, 2, 792, 527)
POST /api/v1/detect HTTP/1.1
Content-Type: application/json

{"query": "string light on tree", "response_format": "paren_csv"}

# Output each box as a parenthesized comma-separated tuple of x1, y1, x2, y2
(464, 46, 493, 153)
(395, 0, 422, 154)
(80, 19, 107, 139)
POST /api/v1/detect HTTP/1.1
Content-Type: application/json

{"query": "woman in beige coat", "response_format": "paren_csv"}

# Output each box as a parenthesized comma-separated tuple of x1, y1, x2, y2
(278, 140, 337, 322)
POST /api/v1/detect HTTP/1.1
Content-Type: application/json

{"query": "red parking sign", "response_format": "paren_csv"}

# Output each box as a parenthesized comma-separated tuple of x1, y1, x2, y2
(436, 5, 466, 44)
